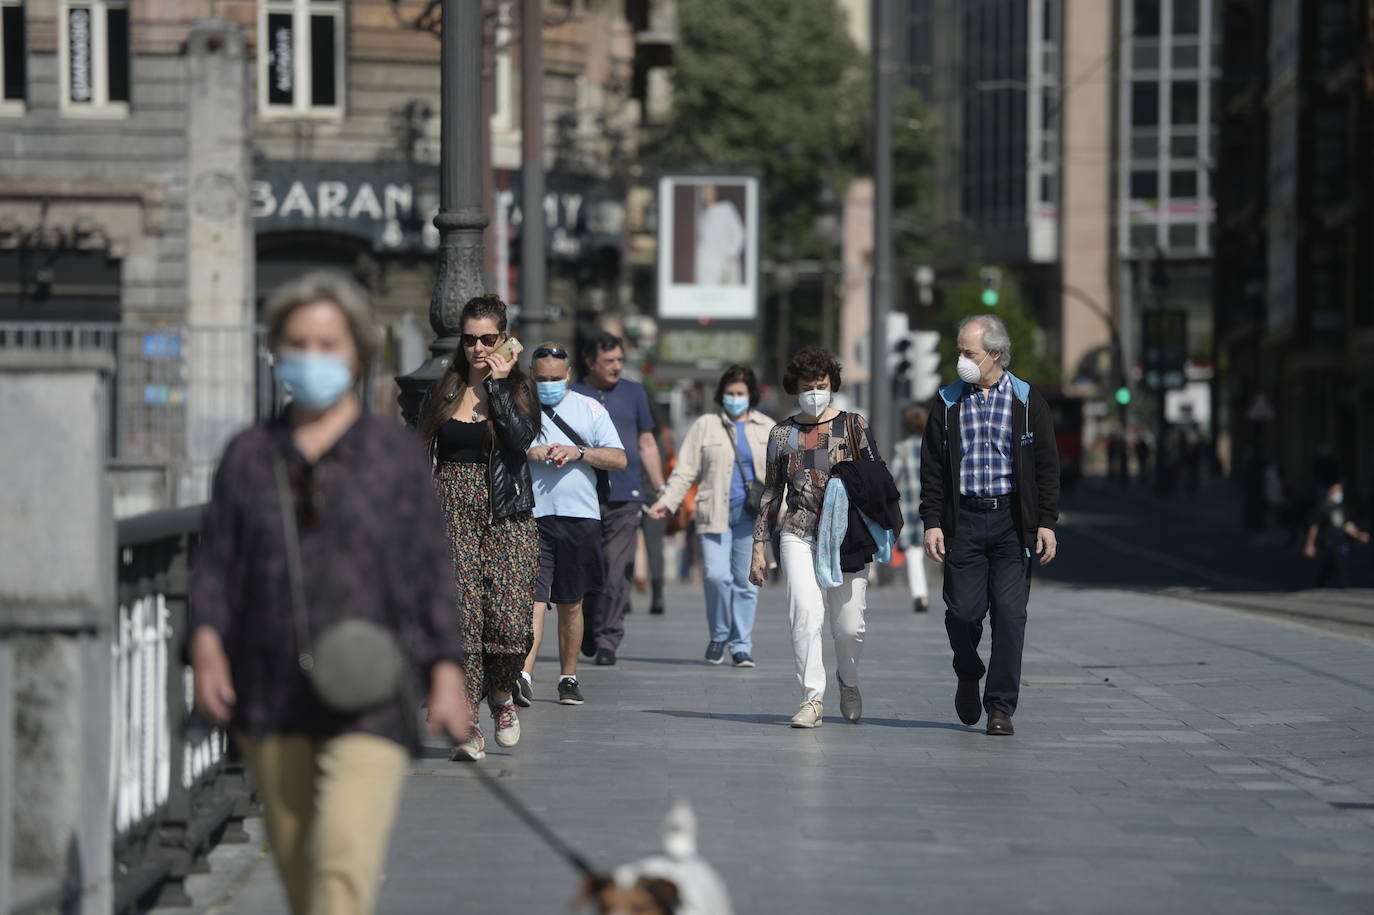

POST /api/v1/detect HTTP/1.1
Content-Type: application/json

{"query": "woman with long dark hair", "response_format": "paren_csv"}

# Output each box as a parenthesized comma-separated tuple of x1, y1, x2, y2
(418, 294, 541, 761)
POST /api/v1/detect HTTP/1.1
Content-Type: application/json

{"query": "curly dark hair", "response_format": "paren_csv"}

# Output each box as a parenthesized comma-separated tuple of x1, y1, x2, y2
(417, 294, 540, 446)
(713, 364, 761, 409)
(782, 346, 842, 395)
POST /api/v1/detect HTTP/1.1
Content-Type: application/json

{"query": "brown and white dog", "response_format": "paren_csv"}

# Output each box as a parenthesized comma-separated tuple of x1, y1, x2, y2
(580, 802, 733, 915)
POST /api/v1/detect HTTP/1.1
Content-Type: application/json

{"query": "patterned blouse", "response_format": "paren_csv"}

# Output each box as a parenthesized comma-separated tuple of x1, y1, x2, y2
(189, 415, 467, 749)
(753, 411, 878, 543)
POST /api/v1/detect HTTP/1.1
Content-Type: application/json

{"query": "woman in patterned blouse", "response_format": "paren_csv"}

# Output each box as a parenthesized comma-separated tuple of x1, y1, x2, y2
(749, 346, 878, 728)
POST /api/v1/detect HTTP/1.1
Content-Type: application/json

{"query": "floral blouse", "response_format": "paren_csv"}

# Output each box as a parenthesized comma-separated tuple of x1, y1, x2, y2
(753, 411, 878, 544)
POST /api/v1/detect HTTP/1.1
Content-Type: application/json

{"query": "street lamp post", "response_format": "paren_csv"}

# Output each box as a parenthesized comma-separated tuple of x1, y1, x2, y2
(518, 0, 548, 344)
(870, 0, 895, 452)
(813, 177, 841, 353)
(396, 0, 489, 425)
(774, 253, 796, 394)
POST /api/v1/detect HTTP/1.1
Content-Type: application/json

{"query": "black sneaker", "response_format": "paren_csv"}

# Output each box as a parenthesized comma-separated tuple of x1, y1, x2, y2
(558, 677, 584, 705)
(514, 676, 533, 708)
(649, 602, 665, 615)
(914, 598, 929, 613)
(595, 648, 616, 666)
(731, 651, 755, 668)
(705, 641, 727, 664)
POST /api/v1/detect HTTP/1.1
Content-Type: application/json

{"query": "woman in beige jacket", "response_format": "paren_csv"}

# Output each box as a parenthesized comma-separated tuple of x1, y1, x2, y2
(649, 365, 775, 666)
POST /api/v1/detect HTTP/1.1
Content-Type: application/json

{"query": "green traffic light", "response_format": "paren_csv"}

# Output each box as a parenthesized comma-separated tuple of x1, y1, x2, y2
(981, 289, 999, 307)
(1114, 387, 1131, 406)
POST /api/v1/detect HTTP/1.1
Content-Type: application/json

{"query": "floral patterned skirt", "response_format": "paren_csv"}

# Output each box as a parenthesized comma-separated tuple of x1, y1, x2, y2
(436, 461, 538, 709)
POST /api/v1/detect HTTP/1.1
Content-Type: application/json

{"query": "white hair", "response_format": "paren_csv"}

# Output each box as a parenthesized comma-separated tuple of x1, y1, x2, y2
(958, 314, 1011, 367)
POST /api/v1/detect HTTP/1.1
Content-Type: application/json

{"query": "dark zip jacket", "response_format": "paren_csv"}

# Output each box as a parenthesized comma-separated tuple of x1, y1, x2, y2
(830, 459, 904, 574)
(427, 376, 539, 521)
(917, 371, 1060, 551)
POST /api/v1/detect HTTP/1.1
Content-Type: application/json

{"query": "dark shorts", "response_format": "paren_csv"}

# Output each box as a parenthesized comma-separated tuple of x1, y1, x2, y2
(535, 516, 606, 605)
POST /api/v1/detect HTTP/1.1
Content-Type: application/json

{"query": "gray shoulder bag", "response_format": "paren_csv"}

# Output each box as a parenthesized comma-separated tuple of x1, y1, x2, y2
(273, 455, 407, 715)
(722, 416, 765, 516)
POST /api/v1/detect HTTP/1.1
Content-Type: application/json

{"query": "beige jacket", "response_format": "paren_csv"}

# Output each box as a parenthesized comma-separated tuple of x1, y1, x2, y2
(660, 410, 776, 534)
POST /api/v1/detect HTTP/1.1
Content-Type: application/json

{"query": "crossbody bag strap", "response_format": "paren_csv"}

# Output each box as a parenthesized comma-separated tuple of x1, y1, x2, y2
(542, 404, 588, 449)
(272, 454, 316, 673)
(721, 415, 752, 484)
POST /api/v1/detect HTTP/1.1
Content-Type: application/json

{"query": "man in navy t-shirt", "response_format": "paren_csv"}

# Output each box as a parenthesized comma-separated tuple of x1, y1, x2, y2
(571, 332, 665, 665)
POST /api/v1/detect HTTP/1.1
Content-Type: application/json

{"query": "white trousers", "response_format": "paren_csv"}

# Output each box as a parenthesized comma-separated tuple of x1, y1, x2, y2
(780, 533, 869, 702)
(905, 547, 929, 600)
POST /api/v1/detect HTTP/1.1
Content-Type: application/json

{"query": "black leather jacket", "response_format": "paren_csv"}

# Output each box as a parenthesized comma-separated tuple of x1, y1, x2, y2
(429, 376, 539, 521)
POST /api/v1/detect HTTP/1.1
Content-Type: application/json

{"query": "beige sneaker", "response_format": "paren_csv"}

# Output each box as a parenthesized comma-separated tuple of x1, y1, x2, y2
(838, 677, 862, 723)
(492, 699, 521, 748)
(790, 699, 824, 728)
(450, 726, 486, 762)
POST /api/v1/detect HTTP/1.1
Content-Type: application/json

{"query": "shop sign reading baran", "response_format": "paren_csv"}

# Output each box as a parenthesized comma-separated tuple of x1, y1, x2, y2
(251, 164, 437, 251)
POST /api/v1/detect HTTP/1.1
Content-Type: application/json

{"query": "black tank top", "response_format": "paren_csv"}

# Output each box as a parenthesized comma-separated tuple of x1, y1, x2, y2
(436, 419, 489, 464)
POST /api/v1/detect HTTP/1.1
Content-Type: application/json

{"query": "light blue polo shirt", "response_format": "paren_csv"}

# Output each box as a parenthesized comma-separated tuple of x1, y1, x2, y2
(530, 390, 624, 520)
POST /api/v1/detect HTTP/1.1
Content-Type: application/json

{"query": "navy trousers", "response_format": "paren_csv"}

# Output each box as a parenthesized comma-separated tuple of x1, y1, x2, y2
(942, 506, 1032, 715)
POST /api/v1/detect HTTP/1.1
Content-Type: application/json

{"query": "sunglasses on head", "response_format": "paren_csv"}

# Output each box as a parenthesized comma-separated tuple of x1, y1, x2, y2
(461, 332, 504, 348)
(532, 346, 568, 359)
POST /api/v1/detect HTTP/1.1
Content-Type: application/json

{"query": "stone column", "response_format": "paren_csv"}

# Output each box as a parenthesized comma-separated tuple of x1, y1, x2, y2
(182, 20, 255, 503)
(0, 349, 116, 915)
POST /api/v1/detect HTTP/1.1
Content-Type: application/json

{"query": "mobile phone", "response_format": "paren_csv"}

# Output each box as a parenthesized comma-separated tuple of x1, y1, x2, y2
(492, 336, 524, 363)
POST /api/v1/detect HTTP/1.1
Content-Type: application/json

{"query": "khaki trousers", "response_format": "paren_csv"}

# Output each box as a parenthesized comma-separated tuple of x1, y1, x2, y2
(237, 732, 410, 915)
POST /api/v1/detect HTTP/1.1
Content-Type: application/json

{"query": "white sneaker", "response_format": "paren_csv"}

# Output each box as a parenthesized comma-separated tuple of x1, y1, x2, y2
(450, 726, 486, 761)
(790, 699, 824, 728)
(838, 677, 862, 723)
(492, 700, 521, 748)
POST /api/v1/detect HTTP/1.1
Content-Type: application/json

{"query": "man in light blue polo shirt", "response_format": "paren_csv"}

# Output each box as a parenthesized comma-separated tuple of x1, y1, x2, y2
(520, 342, 626, 707)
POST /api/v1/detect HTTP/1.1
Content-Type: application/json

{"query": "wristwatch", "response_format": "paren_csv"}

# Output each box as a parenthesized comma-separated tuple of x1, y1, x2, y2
(577, 446, 587, 460)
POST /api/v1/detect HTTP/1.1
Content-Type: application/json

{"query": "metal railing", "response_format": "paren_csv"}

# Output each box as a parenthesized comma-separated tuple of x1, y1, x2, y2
(0, 323, 277, 505)
(112, 506, 254, 913)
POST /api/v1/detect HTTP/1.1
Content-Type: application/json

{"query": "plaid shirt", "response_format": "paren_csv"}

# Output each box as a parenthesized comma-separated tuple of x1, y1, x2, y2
(891, 435, 924, 548)
(959, 373, 1015, 497)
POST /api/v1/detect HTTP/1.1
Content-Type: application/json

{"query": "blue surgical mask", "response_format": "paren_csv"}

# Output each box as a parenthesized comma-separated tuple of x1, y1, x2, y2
(537, 380, 567, 406)
(274, 351, 354, 409)
(722, 394, 749, 418)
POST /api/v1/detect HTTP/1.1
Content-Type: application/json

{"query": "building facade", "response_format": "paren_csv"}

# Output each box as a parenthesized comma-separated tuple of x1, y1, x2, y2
(1215, 0, 1374, 494)
(0, 0, 654, 511)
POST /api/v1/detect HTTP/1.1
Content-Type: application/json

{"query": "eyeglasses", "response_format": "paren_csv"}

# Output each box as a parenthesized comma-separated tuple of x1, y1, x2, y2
(532, 346, 568, 359)
(461, 333, 503, 348)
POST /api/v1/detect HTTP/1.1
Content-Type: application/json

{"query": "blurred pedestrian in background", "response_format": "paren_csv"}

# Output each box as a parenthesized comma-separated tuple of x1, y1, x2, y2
(189, 272, 472, 915)
(1304, 480, 1370, 588)
(418, 294, 541, 762)
(573, 333, 666, 666)
(749, 347, 875, 728)
(891, 404, 931, 613)
(638, 409, 675, 616)
(650, 365, 775, 667)
(522, 342, 626, 707)
(920, 315, 1060, 737)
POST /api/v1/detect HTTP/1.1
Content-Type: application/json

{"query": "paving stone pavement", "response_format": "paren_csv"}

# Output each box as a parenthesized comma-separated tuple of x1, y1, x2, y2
(200, 578, 1374, 915)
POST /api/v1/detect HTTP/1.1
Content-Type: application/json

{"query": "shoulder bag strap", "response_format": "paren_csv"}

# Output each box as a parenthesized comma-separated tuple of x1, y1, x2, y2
(843, 411, 864, 462)
(721, 415, 752, 483)
(542, 404, 589, 449)
(272, 454, 316, 673)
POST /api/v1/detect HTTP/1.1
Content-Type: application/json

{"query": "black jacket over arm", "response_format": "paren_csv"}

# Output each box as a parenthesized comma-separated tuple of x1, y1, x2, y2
(830, 459, 904, 573)
(917, 374, 1060, 551)
(483, 375, 539, 519)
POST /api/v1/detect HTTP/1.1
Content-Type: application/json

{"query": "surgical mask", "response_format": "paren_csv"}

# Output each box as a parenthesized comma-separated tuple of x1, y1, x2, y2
(957, 353, 989, 384)
(798, 389, 831, 417)
(274, 351, 354, 410)
(722, 394, 749, 417)
(537, 380, 567, 406)
(1330, 491, 1344, 506)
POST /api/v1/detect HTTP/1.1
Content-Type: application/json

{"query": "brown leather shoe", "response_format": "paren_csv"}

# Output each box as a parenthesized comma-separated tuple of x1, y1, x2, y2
(986, 709, 1014, 736)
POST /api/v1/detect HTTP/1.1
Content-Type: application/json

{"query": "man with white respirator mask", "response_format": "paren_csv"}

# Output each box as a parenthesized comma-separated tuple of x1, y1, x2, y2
(919, 314, 1060, 737)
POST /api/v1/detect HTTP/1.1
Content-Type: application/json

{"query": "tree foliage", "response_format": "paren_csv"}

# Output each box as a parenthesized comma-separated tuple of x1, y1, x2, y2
(662, 0, 866, 250)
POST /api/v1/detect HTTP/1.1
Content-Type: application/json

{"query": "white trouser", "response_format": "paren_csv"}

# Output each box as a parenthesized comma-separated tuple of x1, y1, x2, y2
(780, 533, 869, 702)
(905, 546, 929, 600)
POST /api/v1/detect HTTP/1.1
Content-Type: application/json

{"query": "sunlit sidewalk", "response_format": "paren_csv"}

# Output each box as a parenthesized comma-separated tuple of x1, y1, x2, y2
(199, 581, 1374, 914)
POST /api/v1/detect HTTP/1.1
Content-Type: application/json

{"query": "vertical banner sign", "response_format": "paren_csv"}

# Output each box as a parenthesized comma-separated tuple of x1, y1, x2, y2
(267, 12, 295, 106)
(68, 6, 92, 102)
(657, 175, 760, 320)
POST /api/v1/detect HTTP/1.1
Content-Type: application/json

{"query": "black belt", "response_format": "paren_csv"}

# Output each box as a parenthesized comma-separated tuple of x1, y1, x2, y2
(960, 494, 1013, 512)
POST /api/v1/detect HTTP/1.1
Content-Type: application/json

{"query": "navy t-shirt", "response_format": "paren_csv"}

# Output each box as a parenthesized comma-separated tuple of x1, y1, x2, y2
(571, 377, 656, 502)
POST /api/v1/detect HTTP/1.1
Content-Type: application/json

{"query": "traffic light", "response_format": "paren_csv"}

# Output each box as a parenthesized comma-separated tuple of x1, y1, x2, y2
(910, 330, 941, 401)
(1114, 386, 1132, 406)
(980, 266, 1002, 307)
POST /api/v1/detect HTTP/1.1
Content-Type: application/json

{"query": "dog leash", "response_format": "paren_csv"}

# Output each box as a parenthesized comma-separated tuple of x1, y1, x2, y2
(468, 763, 600, 878)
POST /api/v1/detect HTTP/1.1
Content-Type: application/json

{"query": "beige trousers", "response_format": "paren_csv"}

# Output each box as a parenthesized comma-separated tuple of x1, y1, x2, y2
(237, 732, 410, 915)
